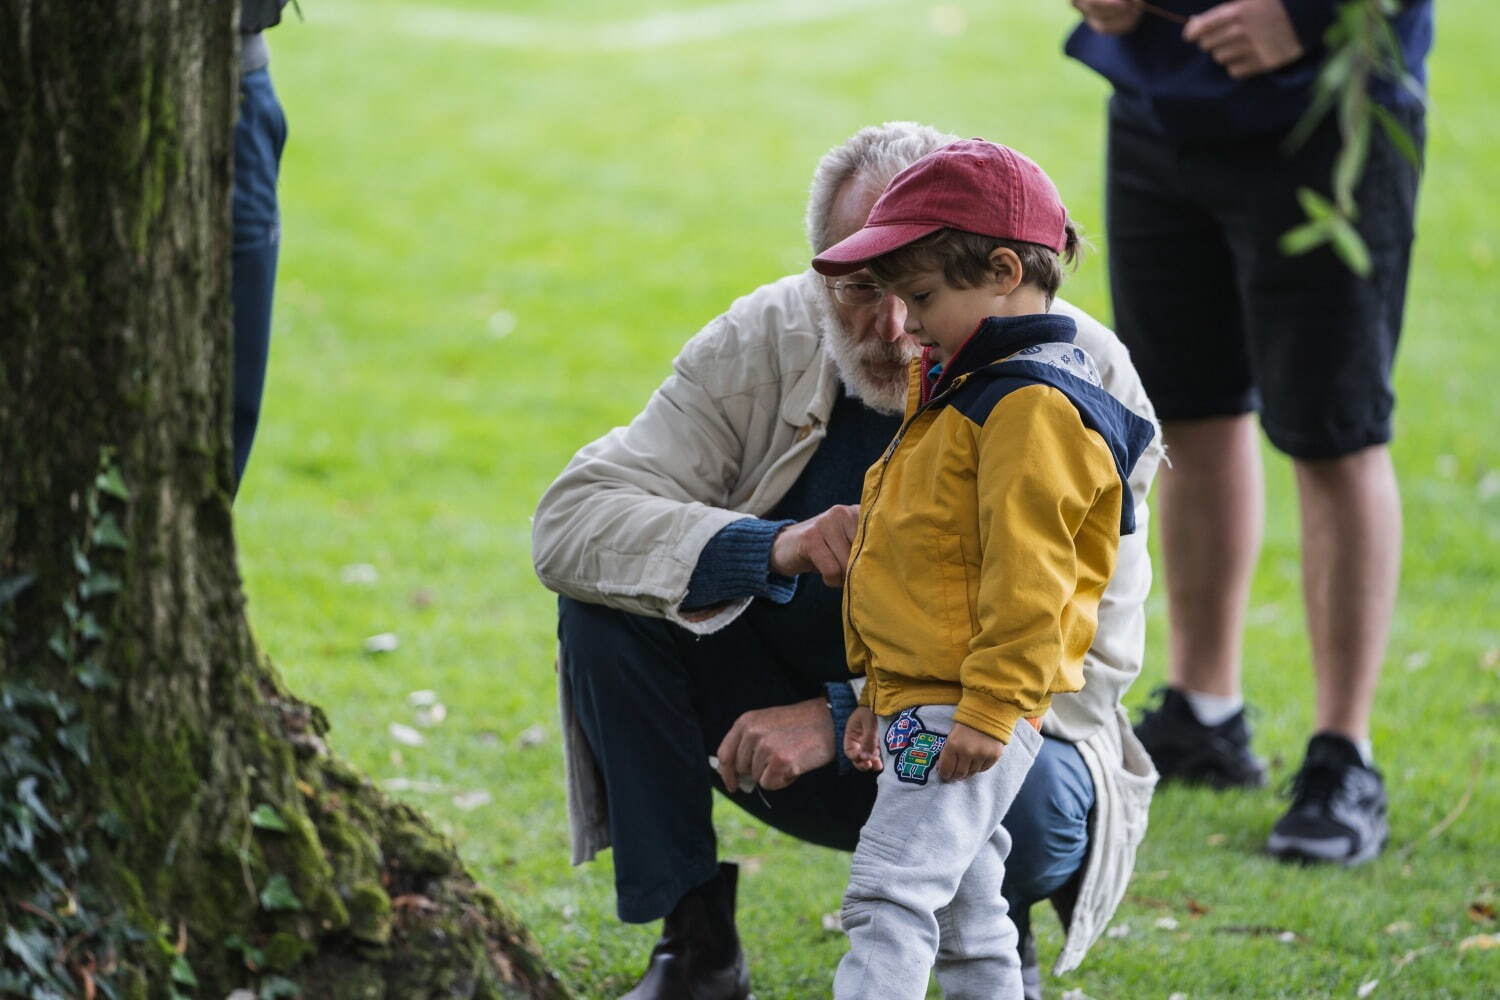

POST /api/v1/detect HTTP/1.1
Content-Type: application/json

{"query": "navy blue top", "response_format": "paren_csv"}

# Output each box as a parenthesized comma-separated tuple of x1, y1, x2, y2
(1065, 0, 1433, 139)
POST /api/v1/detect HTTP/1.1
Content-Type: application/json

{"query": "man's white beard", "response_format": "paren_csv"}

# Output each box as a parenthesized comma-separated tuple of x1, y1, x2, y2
(813, 289, 916, 417)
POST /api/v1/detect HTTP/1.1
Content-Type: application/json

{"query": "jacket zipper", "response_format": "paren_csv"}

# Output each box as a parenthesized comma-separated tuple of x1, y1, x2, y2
(842, 373, 972, 690)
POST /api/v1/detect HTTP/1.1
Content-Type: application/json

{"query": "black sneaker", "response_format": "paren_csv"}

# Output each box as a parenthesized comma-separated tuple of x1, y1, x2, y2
(1267, 732, 1388, 866)
(1134, 687, 1268, 789)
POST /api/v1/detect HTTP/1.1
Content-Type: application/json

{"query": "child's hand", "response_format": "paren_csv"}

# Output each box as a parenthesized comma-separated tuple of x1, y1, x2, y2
(844, 706, 883, 772)
(937, 722, 1004, 781)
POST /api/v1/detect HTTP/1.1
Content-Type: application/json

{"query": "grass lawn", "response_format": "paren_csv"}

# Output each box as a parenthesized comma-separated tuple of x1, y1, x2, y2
(238, 2, 1499, 996)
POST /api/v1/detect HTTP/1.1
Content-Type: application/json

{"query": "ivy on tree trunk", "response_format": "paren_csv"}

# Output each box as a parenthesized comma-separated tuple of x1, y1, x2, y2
(0, 4, 569, 998)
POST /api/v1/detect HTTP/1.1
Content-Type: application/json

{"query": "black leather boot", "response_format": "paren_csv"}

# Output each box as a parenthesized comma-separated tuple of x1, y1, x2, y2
(620, 862, 752, 1000)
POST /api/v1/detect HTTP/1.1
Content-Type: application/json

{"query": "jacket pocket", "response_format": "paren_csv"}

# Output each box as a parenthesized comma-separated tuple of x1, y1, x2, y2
(936, 533, 978, 651)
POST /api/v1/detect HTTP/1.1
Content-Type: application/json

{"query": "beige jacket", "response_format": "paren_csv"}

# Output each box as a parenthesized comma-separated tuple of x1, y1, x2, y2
(532, 271, 1164, 974)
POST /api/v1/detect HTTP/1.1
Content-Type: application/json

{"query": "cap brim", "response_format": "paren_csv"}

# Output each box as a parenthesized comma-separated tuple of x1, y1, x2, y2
(811, 222, 943, 276)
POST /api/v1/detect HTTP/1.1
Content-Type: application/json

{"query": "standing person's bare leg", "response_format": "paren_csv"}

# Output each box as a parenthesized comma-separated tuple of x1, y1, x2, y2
(1266, 444, 1397, 866)
(1135, 414, 1268, 787)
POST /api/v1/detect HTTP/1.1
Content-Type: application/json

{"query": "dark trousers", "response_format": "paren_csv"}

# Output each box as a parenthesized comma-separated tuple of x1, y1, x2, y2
(559, 596, 1093, 942)
(231, 67, 287, 490)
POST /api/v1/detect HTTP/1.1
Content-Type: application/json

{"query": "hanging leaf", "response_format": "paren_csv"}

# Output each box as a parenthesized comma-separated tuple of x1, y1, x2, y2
(1328, 215, 1373, 277)
(96, 466, 131, 501)
(0, 573, 36, 607)
(91, 514, 129, 550)
(57, 722, 92, 764)
(1371, 104, 1421, 168)
(169, 955, 198, 987)
(250, 804, 290, 833)
(260, 976, 300, 999)
(259, 874, 303, 912)
(1280, 219, 1331, 257)
(81, 572, 123, 599)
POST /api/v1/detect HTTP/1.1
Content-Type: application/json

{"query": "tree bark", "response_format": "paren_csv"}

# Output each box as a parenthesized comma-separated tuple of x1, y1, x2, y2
(0, 4, 569, 997)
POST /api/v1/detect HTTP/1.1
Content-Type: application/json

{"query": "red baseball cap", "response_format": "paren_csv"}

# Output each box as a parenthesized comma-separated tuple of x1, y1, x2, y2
(812, 139, 1068, 276)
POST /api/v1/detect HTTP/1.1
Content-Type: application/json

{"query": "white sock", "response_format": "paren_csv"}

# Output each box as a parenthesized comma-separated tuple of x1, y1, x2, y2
(1181, 689, 1244, 727)
(1356, 739, 1374, 767)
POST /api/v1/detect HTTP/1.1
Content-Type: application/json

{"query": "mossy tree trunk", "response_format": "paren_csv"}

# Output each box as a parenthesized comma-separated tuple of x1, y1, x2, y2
(0, 4, 569, 998)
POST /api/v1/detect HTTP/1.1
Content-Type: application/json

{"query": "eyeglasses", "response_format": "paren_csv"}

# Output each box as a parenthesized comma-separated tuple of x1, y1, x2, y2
(823, 278, 885, 308)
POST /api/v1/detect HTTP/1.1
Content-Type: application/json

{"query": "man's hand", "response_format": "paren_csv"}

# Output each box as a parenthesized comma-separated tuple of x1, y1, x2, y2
(936, 722, 1004, 782)
(843, 706, 883, 772)
(769, 504, 860, 588)
(715, 697, 836, 792)
(1072, 0, 1144, 35)
(1183, 0, 1303, 79)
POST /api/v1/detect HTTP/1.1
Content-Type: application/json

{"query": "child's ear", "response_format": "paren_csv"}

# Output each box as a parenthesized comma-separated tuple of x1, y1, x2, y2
(987, 247, 1024, 295)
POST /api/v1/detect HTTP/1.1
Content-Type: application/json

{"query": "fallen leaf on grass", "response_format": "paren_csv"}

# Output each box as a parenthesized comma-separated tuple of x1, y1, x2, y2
(1105, 923, 1131, 939)
(1060, 991, 1096, 1000)
(1394, 947, 1437, 972)
(1206, 833, 1227, 846)
(340, 563, 378, 584)
(415, 703, 448, 727)
(391, 894, 438, 914)
(1357, 979, 1379, 997)
(410, 587, 436, 609)
(1155, 917, 1180, 931)
(363, 632, 399, 654)
(1168, 994, 1188, 1000)
(1384, 921, 1413, 935)
(821, 912, 843, 934)
(517, 724, 548, 749)
(1470, 902, 1497, 923)
(737, 856, 763, 876)
(407, 690, 438, 707)
(1187, 898, 1210, 917)
(1459, 934, 1500, 951)
(452, 790, 492, 811)
(1482, 649, 1500, 673)
(389, 723, 425, 746)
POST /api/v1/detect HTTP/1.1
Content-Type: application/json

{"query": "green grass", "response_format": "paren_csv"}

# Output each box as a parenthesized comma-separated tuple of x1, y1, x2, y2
(239, 2, 1499, 996)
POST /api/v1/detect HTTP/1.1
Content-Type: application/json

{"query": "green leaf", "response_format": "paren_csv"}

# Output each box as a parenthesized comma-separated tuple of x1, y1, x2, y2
(259, 873, 303, 912)
(1280, 219, 1331, 257)
(16, 776, 61, 833)
(48, 628, 73, 661)
(81, 572, 123, 599)
(2, 925, 52, 978)
(77, 612, 106, 642)
(92, 513, 130, 550)
(1328, 215, 1373, 277)
(72, 546, 91, 576)
(0, 573, 35, 607)
(57, 722, 91, 764)
(170, 954, 199, 987)
(97, 466, 131, 501)
(250, 804, 290, 833)
(1296, 187, 1337, 222)
(261, 976, 300, 999)
(97, 810, 129, 839)
(1371, 104, 1421, 169)
(74, 656, 117, 691)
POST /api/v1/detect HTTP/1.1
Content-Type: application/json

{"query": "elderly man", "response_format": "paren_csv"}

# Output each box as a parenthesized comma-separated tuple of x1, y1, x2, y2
(533, 122, 1162, 1000)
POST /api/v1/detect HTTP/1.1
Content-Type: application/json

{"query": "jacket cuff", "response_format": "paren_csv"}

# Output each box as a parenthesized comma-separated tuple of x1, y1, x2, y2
(953, 690, 1027, 745)
(1282, 1, 1339, 51)
(679, 518, 798, 611)
(824, 682, 859, 774)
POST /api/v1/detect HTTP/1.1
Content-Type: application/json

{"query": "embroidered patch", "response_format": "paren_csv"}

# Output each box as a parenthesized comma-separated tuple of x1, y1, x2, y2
(883, 708, 948, 785)
(884, 707, 923, 753)
(894, 731, 947, 785)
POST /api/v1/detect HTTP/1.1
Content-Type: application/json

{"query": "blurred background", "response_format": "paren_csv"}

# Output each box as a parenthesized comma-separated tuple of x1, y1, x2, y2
(236, 2, 1499, 996)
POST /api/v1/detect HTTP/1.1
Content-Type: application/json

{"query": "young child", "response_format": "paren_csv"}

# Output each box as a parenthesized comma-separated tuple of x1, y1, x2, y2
(810, 139, 1155, 1000)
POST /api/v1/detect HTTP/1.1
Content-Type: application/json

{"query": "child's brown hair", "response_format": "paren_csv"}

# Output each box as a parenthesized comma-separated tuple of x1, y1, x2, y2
(867, 223, 1084, 302)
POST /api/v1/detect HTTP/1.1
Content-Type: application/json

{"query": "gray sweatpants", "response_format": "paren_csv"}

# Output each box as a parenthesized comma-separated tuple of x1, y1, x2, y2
(834, 704, 1043, 1000)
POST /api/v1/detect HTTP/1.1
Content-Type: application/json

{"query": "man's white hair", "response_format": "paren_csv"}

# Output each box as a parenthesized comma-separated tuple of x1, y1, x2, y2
(805, 121, 960, 254)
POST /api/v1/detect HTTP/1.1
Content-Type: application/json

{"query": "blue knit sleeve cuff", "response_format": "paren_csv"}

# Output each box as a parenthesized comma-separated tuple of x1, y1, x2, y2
(680, 518, 799, 612)
(825, 681, 859, 775)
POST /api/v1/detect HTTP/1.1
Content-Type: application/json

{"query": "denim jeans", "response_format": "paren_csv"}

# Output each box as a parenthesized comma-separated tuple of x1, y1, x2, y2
(558, 596, 1094, 935)
(231, 67, 287, 490)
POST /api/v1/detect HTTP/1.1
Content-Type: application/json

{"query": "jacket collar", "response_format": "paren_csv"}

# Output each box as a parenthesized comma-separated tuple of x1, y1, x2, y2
(928, 312, 1079, 397)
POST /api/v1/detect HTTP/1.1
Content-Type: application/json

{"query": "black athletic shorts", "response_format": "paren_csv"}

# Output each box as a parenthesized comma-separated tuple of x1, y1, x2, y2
(1105, 96, 1425, 459)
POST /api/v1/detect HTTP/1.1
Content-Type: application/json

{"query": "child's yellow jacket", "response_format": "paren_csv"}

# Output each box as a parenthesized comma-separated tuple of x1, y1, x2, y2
(843, 313, 1156, 744)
